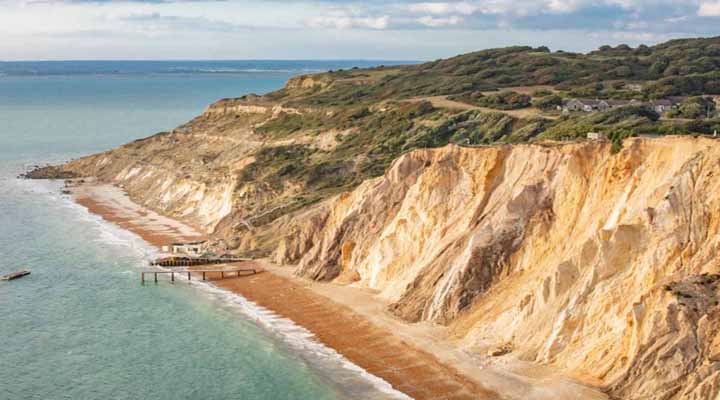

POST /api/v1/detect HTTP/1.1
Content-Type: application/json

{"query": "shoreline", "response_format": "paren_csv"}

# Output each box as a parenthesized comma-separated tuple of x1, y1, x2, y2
(71, 182, 607, 400)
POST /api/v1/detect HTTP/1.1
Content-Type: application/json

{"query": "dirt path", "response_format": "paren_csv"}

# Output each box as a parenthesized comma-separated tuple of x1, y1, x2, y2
(406, 95, 559, 120)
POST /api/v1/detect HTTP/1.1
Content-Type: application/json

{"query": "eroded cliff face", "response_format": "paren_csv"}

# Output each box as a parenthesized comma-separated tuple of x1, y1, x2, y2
(284, 137, 720, 399)
(60, 107, 720, 399)
(62, 102, 332, 238)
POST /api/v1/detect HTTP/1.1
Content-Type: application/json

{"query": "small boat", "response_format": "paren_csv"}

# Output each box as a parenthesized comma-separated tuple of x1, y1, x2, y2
(1, 270, 31, 281)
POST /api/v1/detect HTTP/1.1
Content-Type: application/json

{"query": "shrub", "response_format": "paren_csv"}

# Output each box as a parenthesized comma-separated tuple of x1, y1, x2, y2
(451, 91, 531, 110)
(532, 95, 563, 111)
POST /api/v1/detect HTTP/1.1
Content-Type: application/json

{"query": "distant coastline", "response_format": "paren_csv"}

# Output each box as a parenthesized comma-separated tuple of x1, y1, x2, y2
(0, 59, 419, 77)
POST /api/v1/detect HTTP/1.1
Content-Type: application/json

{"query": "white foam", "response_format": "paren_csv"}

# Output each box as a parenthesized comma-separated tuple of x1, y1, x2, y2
(179, 279, 412, 400)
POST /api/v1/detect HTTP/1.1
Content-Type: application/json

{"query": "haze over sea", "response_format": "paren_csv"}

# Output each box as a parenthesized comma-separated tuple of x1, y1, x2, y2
(0, 60, 412, 400)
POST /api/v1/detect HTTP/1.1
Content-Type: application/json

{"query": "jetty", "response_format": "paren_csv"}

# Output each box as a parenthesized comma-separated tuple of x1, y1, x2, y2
(1, 270, 31, 281)
(141, 268, 257, 284)
(150, 256, 250, 267)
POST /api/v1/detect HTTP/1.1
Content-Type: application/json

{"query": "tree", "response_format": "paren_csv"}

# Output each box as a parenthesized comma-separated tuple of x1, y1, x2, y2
(532, 95, 563, 111)
(650, 57, 669, 76)
(676, 97, 716, 119)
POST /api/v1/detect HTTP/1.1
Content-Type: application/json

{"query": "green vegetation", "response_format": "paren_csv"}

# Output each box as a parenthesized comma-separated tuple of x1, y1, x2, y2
(255, 112, 330, 137)
(532, 95, 563, 111)
(449, 91, 531, 110)
(538, 105, 660, 141)
(667, 96, 717, 119)
(270, 37, 720, 108)
(228, 37, 720, 228)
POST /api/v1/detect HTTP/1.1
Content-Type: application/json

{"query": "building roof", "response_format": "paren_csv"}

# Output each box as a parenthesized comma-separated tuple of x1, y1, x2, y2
(171, 241, 206, 246)
(605, 99, 634, 106)
(650, 99, 673, 107)
(565, 98, 603, 106)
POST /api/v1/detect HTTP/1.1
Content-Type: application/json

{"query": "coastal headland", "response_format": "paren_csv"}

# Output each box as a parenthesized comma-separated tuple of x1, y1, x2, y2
(31, 38, 720, 399)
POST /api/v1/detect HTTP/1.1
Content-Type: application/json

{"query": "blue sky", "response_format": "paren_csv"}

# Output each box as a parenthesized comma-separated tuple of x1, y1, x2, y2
(2, 0, 720, 60)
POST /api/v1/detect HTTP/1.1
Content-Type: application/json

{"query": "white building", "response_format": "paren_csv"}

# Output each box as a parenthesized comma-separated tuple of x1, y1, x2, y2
(587, 132, 607, 141)
(161, 241, 206, 256)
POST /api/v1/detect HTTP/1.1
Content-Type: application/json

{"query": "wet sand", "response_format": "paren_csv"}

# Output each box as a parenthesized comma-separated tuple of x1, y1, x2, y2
(70, 182, 607, 400)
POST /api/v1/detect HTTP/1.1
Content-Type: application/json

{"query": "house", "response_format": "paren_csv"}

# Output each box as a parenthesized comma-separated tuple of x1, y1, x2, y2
(563, 98, 637, 113)
(587, 132, 607, 141)
(606, 99, 635, 108)
(563, 99, 608, 113)
(648, 99, 674, 114)
(564, 98, 681, 114)
(161, 241, 206, 256)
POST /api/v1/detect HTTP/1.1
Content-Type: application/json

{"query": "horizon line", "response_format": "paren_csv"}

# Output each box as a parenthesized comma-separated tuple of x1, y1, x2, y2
(0, 58, 424, 63)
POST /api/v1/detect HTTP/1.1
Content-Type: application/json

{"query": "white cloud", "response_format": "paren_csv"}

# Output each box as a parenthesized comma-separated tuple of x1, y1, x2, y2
(698, 1, 720, 16)
(417, 15, 463, 26)
(609, 31, 662, 41)
(0, 0, 719, 60)
(305, 15, 390, 29)
(664, 15, 689, 23)
(546, 0, 583, 13)
(408, 2, 478, 15)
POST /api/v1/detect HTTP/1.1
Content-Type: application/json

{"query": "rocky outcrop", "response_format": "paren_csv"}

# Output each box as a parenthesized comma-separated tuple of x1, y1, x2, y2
(22, 165, 81, 179)
(286, 74, 331, 90)
(282, 137, 720, 399)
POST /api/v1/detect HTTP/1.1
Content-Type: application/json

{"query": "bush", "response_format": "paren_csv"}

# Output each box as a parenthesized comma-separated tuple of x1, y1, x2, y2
(451, 91, 531, 110)
(677, 97, 716, 119)
(532, 95, 563, 111)
(608, 128, 636, 153)
(531, 89, 553, 97)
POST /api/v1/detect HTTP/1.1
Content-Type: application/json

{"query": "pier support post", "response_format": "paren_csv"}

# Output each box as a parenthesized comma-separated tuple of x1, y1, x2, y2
(154, 272, 158, 283)
(171, 272, 174, 284)
(202, 272, 206, 281)
(221, 271, 224, 279)
(187, 272, 191, 281)
(141, 272, 144, 284)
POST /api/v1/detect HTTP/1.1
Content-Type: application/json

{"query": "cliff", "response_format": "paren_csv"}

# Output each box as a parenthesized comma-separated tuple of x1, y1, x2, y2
(281, 137, 720, 399)
(60, 129, 720, 398)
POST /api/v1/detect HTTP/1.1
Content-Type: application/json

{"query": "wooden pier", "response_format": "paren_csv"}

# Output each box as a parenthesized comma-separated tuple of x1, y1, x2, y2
(141, 268, 257, 284)
(150, 256, 250, 267)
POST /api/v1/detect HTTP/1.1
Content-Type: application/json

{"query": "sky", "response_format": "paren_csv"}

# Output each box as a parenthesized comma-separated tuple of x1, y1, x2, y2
(2, 0, 720, 61)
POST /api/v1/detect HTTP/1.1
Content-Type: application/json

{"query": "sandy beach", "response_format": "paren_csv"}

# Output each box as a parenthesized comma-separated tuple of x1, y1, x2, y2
(72, 181, 206, 247)
(71, 182, 607, 400)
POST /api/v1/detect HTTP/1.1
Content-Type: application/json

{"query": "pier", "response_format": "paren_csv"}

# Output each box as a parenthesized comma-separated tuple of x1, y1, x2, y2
(141, 268, 257, 284)
(150, 256, 250, 267)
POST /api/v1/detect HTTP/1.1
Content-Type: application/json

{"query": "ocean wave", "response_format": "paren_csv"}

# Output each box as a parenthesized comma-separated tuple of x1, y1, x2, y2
(181, 279, 412, 400)
(15, 178, 159, 261)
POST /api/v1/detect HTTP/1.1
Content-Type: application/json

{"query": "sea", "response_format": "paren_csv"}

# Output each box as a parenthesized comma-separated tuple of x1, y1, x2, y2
(0, 60, 414, 400)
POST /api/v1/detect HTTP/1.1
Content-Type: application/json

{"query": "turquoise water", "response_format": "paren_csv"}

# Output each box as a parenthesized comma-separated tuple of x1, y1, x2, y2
(0, 61, 410, 400)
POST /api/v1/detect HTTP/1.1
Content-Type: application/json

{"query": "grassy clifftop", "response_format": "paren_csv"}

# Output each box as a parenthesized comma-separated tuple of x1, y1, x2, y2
(264, 36, 720, 107)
